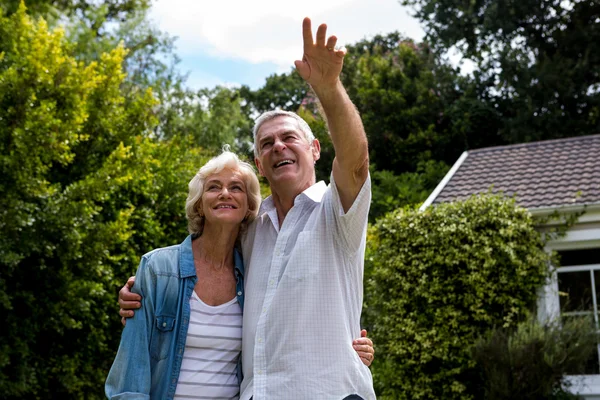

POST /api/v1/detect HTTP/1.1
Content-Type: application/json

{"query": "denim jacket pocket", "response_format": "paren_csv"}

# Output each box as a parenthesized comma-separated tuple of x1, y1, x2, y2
(151, 315, 176, 361)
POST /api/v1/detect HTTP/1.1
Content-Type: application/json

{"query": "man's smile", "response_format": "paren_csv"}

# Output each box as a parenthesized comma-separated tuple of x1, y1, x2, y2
(274, 159, 295, 168)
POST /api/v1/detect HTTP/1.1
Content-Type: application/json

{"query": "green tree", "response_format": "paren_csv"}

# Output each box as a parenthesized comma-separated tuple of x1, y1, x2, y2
(63, 3, 251, 154)
(341, 33, 501, 174)
(402, 0, 600, 143)
(239, 71, 309, 115)
(0, 6, 212, 397)
(365, 194, 551, 399)
(0, 0, 151, 33)
(333, 33, 502, 215)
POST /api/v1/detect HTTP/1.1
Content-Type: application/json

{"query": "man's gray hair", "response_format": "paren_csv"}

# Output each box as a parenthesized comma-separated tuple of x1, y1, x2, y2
(252, 110, 315, 158)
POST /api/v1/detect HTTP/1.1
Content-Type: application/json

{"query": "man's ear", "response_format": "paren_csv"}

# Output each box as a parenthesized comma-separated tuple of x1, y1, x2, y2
(311, 139, 321, 162)
(255, 157, 265, 177)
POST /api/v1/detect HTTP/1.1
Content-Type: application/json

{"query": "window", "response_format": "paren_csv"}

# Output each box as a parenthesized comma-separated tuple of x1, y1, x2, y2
(557, 248, 600, 374)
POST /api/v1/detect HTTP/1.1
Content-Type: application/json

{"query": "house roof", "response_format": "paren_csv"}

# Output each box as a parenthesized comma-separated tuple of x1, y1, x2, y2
(423, 134, 600, 210)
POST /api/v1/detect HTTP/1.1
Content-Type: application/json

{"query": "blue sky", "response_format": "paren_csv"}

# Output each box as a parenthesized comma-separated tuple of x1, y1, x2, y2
(149, 0, 426, 90)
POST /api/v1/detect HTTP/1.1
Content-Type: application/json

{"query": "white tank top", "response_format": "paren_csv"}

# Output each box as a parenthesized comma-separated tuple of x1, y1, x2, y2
(174, 291, 242, 400)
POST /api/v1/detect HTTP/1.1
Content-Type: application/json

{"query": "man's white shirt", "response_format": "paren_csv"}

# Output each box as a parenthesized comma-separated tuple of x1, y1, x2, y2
(240, 174, 375, 400)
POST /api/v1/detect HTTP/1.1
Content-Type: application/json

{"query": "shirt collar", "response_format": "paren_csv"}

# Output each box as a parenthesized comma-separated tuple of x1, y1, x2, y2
(233, 247, 244, 278)
(179, 234, 196, 278)
(258, 180, 327, 215)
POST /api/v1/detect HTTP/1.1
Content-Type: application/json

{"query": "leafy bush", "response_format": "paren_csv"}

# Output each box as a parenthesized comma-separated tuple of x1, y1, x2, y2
(0, 6, 213, 398)
(472, 314, 597, 400)
(365, 194, 551, 399)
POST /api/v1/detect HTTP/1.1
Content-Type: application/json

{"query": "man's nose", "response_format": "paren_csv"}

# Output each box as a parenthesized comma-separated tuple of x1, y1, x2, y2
(273, 138, 286, 152)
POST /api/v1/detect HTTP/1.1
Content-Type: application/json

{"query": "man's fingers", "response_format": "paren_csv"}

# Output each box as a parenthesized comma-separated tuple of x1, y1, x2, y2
(119, 298, 141, 309)
(315, 23, 327, 47)
(294, 60, 310, 81)
(302, 17, 313, 48)
(119, 279, 141, 303)
(119, 308, 135, 318)
(119, 291, 141, 302)
(118, 280, 141, 308)
(326, 35, 337, 51)
(119, 293, 141, 305)
(121, 316, 127, 327)
(335, 47, 347, 59)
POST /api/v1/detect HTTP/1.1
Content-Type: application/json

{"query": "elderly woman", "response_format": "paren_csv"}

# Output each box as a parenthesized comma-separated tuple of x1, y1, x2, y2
(106, 149, 261, 399)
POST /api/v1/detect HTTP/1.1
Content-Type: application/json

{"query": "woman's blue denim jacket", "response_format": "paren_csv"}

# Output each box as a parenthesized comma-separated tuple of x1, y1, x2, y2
(105, 235, 245, 400)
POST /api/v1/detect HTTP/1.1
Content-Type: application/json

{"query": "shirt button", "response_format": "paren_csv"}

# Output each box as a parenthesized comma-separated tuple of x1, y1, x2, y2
(262, 307, 267, 314)
(257, 369, 263, 375)
(237, 291, 242, 296)
(162, 322, 167, 327)
(269, 279, 274, 286)
(258, 337, 263, 343)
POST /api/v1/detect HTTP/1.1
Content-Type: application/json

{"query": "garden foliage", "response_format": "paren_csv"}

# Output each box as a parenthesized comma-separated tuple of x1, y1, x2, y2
(365, 194, 552, 399)
(472, 314, 597, 400)
(0, 6, 212, 397)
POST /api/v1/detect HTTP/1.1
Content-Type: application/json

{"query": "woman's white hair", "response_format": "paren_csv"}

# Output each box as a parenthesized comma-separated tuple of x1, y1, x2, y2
(252, 110, 315, 157)
(185, 147, 261, 236)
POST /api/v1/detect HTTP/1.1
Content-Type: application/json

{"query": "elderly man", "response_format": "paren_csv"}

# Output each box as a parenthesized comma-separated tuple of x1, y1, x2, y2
(240, 18, 374, 400)
(119, 17, 375, 399)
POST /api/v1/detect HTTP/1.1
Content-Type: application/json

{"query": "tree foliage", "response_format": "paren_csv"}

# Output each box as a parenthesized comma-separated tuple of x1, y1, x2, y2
(342, 33, 477, 173)
(365, 195, 551, 399)
(0, 0, 151, 34)
(0, 6, 213, 397)
(239, 71, 309, 115)
(403, 0, 600, 142)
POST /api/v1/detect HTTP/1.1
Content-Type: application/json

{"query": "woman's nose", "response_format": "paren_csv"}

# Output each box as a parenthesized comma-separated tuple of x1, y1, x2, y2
(219, 187, 230, 198)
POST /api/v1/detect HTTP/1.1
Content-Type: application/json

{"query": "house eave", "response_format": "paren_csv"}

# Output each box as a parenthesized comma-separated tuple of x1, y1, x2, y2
(419, 151, 469, 212)
(528, 202, 600, 223)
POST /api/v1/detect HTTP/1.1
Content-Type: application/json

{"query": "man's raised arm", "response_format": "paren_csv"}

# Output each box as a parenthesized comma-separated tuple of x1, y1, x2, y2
(294, 17, 369, 212)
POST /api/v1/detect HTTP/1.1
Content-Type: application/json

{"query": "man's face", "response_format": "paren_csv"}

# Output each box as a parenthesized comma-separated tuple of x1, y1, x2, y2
(254, 116, 320, 193)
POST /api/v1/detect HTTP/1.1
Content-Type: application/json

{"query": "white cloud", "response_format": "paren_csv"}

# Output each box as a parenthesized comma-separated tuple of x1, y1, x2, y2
(150, 0, 424, 70)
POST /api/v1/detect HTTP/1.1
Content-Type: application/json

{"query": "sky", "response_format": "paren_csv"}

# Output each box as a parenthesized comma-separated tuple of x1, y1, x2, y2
(148, 0, 426, 90)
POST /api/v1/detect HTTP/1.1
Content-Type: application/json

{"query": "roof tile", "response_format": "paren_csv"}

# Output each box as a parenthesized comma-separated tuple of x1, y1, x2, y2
(432, 134, 600, 209)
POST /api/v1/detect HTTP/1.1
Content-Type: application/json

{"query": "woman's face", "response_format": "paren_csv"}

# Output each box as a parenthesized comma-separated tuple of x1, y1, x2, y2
(200, 168, 249, 228)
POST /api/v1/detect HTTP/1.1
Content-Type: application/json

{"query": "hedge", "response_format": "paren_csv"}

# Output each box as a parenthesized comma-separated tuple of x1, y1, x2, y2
(365, 194, 551, 399)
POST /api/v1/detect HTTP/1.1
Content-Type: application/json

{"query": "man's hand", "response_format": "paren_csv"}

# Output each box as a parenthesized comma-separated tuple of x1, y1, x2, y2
(294, 17, 346, 89)
(118, 276, 141, 326)
(354, 329, 375, 367)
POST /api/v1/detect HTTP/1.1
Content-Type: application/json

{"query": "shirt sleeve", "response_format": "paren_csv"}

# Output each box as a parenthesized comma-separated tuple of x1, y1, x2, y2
(105, 256, 154, 400)
(328, 172, 371, 253)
